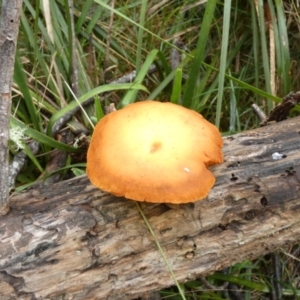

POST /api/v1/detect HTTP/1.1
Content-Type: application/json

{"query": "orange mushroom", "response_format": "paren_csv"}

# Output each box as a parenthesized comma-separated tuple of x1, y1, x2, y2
(86, 100, 223, 203)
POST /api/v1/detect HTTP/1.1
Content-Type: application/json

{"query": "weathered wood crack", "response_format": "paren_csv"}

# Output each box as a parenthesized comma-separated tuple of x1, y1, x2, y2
(1, 116, 300, 299)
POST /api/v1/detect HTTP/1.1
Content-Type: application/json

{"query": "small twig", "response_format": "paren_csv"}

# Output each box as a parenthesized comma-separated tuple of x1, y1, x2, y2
(263, 91, 300, 124)
(105, 103, 116, 114)
(139, 291, 161, 300)
(41, 132, 72, 186)
(227, 283, 244, 300)
(109, 64, 157, 84)
(199, 276, 229, 291)
(9, 141, 40, 189)
(0, 0, 23, 215)
(68, 0, 79, 97)
(252, 91, 300, 127)
(42, 0, 65, 103)
(271, 252, 282, 299)
(265, 2, 276, 99)
(52, 110, 80, 137)
(289, 246, 300, 279)
(170, 38, 188, 70)
(88, 34, 98, 86)
(251, 103, 267, 123)
(282, 246, 300, 264)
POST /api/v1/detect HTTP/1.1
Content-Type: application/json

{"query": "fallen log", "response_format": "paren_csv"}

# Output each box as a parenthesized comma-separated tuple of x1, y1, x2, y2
(1, 116, 300, 300)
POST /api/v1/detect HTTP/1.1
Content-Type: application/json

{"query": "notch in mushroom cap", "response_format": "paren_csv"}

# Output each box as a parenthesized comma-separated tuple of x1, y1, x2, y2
(86, 100, 223, 204)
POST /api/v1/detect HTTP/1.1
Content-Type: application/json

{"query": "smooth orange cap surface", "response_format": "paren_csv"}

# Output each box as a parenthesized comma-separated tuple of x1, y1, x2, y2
(87, 101, 223, 203)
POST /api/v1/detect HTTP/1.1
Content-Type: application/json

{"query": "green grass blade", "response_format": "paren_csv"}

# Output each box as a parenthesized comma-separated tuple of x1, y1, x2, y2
(135, 202, 187, 300)
(22, 143, 43, 173)
(250, 0, 260, 101)
(75, 0, 96, 33)
(209, 272, 270, 292)
(41, 163, 87, 181)
(14, 54, 40, 131)
(273, 0, 291, 94)
(215, 0, 232, 128)
(47, 83, 148, 135)
(201, 61, 281, 103)
(34, 0, 40, 58)
(22, 0, 65, 97)
(257, 0, 272, 110)
(63, 0, 73, 76)
(119, 49, 158, 107)
(148, 50, 194, 101)
(14, 163, 86, 192)
(182, 0, 218, 109)
(94, 95, 104, 121)
(10, 117, 82, 153)
(94, 0, 175, 50)
(171, 68, 182, 104)
(148, 67, 180, 100)
(136, 0, 148, 72)
(85, 4, 105, 34)
(156, 50, 171, 75)
(228, 70, 238, 132)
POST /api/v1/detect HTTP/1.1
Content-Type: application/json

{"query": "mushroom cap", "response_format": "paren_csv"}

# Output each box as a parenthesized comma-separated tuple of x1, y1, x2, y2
(86, 100, 223, 203)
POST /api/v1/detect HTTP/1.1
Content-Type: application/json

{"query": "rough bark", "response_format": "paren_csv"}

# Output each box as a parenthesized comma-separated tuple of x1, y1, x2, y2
(1, 116, 300, 299)
(0, 0, 23, 215)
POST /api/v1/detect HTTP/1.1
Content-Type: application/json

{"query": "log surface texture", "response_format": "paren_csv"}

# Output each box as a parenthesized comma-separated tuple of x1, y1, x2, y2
(2, 117, 300, 300)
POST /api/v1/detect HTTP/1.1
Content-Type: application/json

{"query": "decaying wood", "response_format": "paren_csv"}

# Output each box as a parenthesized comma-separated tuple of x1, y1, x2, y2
(2, 116, 300, 299)
(0, 0, 23, 215)
(260, 91, 300, 126)
(252, 91, 300, 126)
